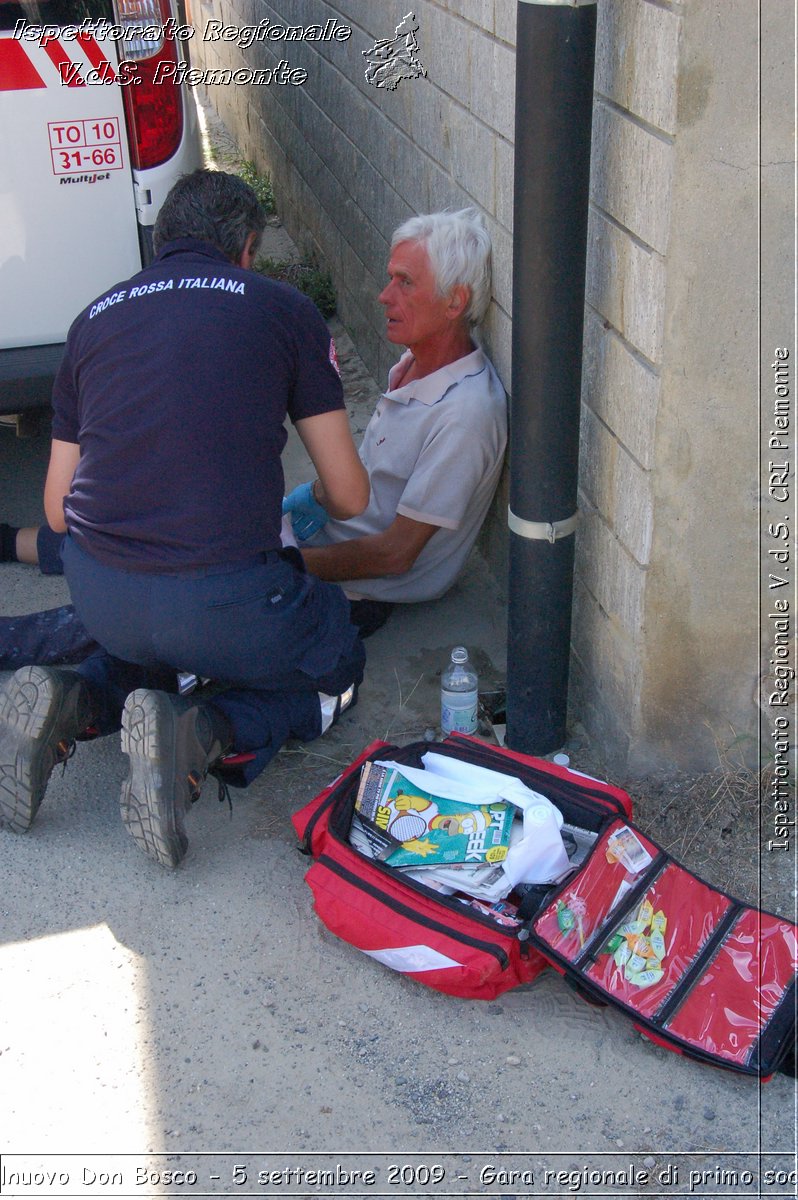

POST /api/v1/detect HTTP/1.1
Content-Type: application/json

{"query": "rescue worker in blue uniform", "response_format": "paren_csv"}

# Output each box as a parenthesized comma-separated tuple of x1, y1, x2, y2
(0, 169, 369, 868)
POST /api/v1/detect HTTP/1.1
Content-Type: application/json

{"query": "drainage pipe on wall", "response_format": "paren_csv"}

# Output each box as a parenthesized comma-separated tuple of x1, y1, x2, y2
(506, 0, 597, 754)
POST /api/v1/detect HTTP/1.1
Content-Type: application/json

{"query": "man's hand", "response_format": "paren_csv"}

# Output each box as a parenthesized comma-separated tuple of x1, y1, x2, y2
(282, 480, 329, 542)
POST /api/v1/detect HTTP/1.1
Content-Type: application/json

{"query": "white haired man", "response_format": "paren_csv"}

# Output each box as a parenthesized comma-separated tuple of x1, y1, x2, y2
(284, 208, 507, 633)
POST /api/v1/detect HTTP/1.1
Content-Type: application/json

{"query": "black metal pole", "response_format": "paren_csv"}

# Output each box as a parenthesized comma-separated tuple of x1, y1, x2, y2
(506, 0, 597, 754)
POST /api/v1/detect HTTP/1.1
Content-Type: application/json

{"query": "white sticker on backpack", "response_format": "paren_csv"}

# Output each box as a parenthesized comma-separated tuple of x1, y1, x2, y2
(362, 944, 461, 973)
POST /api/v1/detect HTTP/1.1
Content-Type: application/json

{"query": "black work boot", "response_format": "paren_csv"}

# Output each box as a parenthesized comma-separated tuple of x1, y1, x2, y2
(120, 690, 232, 868)
(0, 665, 94, 832)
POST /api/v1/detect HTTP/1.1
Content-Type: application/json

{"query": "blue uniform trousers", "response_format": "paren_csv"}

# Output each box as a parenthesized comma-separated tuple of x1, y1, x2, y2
(58, 537, 365, 786)
(36, 524, 68, 575)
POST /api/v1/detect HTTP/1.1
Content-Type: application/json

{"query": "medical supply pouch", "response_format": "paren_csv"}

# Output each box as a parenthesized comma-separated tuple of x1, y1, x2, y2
(526, 819, 798, 1079)
(292, 734, 632, 1002)
(294, 735, 797, 1077)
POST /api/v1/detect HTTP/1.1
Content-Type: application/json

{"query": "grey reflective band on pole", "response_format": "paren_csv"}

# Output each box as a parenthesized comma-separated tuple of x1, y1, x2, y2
(507, 508, 579, 544)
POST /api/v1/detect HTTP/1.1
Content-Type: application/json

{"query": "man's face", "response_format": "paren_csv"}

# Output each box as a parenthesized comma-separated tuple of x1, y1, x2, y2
(378, 240, 454, 353)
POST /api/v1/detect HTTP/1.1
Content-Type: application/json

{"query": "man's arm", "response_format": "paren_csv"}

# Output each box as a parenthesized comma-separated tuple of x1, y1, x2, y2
(43, 439, 80, 533)
(301, 513, 438, 582)
(294, 411, 369, 520)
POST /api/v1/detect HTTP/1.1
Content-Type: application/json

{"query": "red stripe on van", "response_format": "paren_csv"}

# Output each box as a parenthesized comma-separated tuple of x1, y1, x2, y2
(0, 39, 46, 91)
(76, 33, 116, 81)
(40, 37, 86, 87)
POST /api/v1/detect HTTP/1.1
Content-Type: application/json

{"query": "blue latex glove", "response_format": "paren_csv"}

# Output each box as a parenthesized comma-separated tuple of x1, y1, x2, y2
(282, 480, 329, 542)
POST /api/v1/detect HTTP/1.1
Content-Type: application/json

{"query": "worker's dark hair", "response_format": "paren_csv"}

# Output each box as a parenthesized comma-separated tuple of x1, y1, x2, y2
(153, 169, 266, 263)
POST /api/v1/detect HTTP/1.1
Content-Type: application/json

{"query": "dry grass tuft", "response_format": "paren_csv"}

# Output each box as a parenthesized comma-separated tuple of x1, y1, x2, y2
(624, 727, 775, 902)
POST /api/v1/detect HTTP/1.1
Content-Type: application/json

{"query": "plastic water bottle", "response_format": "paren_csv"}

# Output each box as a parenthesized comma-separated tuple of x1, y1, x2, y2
(441, 646, 479, 736)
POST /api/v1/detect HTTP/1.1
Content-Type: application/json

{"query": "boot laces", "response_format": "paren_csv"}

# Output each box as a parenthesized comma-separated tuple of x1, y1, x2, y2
(184, 769, 232, 816)
(215, 775, 233, 816)
(186, 770, 205, 805)
(56, 739, 77, 775)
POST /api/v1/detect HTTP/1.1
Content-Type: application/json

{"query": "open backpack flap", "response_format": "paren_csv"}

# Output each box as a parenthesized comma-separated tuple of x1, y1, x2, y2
(527, 819, 798, 1079)
(292, 735, 798, 1078)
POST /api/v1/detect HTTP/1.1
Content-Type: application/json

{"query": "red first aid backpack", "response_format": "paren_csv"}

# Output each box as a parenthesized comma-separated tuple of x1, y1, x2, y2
(293, 735, 797, 1079)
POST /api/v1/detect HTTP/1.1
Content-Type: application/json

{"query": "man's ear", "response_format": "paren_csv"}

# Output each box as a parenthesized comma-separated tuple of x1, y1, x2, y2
(238, 231, 259, 269)
(446, 284, 470, 321)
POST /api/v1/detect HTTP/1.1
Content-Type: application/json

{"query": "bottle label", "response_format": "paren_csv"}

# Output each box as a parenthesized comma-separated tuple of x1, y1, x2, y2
(441, 689, 478, 736)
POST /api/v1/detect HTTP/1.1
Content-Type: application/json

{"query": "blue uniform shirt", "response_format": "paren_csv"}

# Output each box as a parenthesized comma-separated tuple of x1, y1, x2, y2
(52, 238, 344, 572)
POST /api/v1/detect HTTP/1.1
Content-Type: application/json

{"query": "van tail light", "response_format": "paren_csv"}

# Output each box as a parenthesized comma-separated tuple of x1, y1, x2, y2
(115, 0, 183, 170)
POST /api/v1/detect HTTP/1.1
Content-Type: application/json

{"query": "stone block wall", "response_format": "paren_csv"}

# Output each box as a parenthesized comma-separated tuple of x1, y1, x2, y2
(574, 0, 765, 772)
(188, 0, 774, 773)
(572, 0, 682, 766)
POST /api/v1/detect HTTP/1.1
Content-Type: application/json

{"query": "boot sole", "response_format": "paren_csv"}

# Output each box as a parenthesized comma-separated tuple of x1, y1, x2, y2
(120, 690, 188, 869)
(0, 666, 85, 832)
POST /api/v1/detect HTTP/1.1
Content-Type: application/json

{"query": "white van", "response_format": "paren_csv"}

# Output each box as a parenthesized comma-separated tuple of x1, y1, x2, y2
(0, 0, 202, 415)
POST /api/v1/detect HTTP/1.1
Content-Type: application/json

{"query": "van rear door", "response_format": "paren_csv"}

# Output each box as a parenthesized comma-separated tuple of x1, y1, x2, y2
(0, 19, 141, 352)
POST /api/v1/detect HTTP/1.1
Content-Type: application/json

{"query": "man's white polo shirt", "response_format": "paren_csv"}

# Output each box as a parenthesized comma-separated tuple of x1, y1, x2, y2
(313, 346, 507, 603)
